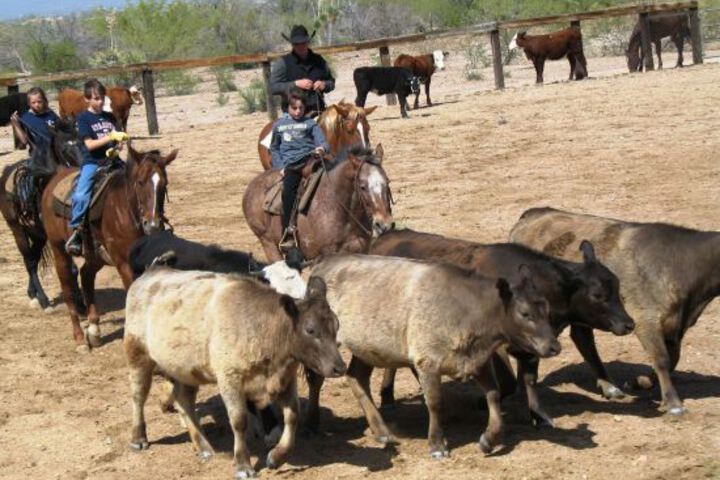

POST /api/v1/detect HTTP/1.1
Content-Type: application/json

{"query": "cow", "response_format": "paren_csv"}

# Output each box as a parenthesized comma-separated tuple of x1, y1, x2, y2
(0, 92, 29, 149)
(58, 85, 143, 131)
(393, 50, 448, 109)
(125, 269, 345, 478)
(509, 26, 588, 83)
(353, 66, 420, 118)
(626, 14, 690, 72)
(509, 207, 720, 416)
(370, 228, 634, 427)
(307, 254, 561, 458)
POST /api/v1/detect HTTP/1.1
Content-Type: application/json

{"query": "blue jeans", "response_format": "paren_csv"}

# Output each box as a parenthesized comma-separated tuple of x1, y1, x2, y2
(69, 163, 99, 228)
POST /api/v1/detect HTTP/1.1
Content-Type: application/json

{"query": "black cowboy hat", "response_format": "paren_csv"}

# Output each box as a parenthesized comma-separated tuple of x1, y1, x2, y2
(282, 25, 316, 44)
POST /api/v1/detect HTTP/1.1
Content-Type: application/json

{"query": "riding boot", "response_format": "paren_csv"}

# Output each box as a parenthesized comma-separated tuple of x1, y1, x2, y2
(65, 228, 83, 256)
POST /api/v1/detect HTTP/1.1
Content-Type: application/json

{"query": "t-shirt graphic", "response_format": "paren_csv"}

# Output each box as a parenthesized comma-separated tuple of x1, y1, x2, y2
(77, 110, 118, 165)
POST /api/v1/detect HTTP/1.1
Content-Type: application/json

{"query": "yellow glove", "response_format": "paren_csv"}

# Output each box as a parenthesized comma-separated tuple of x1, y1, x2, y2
(108, 130, 130, 143)
(106, 147, 120, 158)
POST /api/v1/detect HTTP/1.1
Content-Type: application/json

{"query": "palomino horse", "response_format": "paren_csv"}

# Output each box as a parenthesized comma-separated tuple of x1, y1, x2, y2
(243, 145, 394, 262)
(41, 145, 178, 351)
(627, 14, 690, 72)
(0, 119, 83, 311)
(257, 101, 377, 170)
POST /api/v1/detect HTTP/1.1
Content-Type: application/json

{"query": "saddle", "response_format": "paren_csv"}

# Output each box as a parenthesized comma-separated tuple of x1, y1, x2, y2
(5, 162, 47, 227)
(263, 161, 325, 216)
(52, 165, 123, 222)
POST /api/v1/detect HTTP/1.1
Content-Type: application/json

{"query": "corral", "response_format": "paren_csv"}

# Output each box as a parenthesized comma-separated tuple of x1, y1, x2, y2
(1, 35, 719, 480)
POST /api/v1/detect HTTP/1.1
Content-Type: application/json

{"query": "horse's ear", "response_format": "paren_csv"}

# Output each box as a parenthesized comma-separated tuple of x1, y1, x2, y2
(363, 106, 377, 116)
(335, 102, 351, 117)
(127, 143, 141, 162)
(164, 149, 179, 165)
(374, 143, 384, 163)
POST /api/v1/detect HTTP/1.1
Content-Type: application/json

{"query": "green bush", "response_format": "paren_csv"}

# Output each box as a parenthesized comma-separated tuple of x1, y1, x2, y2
(213, 67, 238, 92)
(216, 92, 230, 106)
(238, 78, 268, 115)
(160, 70, 201, 96)
(464, 41, 490, 81)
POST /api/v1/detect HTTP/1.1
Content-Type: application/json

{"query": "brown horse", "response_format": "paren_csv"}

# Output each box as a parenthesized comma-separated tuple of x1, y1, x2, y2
(243, 145, 394, 262)
(0, 119, 83, 311)
(509, 27, 588, 83)
(257, 101, 376, 170)
(41, 145, 178, 352)
(627, 14, 690, 72)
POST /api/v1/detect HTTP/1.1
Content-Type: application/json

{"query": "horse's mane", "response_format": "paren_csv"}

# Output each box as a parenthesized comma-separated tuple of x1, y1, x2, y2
(327, 145, 379, 172)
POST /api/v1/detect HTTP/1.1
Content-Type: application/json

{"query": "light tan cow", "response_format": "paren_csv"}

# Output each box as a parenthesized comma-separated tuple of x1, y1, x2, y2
(308, 254, 561, 458)
(124, 268, 345, 478)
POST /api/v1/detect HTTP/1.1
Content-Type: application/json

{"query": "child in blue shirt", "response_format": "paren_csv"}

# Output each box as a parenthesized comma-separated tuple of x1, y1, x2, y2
(9, 87, 60, 152)
(65, 79, 129, 256)
(270, 86, 329, 249)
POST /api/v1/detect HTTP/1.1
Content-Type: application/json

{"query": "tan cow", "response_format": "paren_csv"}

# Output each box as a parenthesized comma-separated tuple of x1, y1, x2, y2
(308, 254, 560, 458)
(124, 268, 345, 478)
(58, 85, 143, 131)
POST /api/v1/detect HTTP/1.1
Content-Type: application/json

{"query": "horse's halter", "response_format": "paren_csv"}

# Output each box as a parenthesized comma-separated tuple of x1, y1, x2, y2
(126, 158, 172, 234)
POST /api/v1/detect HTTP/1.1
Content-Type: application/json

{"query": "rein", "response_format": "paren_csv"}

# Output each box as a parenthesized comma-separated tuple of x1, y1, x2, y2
(320, 155, 375, 238)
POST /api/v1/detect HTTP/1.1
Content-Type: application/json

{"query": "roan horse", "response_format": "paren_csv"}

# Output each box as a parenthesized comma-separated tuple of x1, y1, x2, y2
(243, 145, 394, 263)
(627, 14, 691, 72)
(41, 145, 177, 352)
(257, 101, 376, 170)
(0, 119, 83, 311)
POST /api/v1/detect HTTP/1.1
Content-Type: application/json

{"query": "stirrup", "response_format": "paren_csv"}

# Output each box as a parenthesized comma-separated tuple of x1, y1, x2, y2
(278, 226, 297, 251)
(65, 230, 83, 257)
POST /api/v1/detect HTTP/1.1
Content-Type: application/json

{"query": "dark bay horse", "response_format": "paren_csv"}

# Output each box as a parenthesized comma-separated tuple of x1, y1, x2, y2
(257, 101, 376, 170)
(243, 145, 394, 262)
(0, 119, 83, 311)
(627, 14, 690, 72)
(509, 27, 588, 83)
(41, 145, 178, 352)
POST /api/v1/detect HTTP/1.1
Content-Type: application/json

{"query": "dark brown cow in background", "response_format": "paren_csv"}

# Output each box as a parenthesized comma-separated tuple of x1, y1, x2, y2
(626, 14, 690, 72)
(393, 50, 448, 109)
(509, 27, 587, 83)
(58, 85, 143, 131)
(510, 207, 720, 416)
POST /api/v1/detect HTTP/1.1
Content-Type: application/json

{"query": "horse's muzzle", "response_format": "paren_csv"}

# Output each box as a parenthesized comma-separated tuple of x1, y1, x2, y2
(373, 220, 395, 237)
(142, 220, 164, 235)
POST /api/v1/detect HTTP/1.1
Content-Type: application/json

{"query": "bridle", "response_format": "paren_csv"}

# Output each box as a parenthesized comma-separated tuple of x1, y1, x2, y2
(125, 158, 172, 233)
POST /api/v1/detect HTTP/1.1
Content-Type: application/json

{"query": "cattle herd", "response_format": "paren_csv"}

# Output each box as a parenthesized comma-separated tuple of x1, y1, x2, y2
(0, 18, 716, 479)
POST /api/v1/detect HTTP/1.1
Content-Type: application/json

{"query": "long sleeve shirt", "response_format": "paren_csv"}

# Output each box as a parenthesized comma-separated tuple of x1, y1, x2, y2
(270, 113, 330, 170)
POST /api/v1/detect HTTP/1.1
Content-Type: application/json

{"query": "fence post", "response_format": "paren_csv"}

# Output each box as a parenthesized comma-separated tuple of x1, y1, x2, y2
(490, 29, 505, 90)
(378, 45, 397, 106)
(142, 69, 159, 135)
(570, 20, 580, 28)
(262, 61, 278, 121)
(639, 12, 655, 71)
(688, 7, 703, 65)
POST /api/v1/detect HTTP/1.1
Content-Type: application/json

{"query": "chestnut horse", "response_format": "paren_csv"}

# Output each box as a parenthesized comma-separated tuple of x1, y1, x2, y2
(626, 14, 690, 72)
(257, 101, 376, 170)
(243, 145, 394, 263)
(0, 119, 83, 311)
(41, 145, 178, 352)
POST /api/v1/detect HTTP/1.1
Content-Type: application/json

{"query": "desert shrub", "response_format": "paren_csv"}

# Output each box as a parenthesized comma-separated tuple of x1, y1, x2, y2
(238, 78, 267, 114)
(159, 70, 201, 96)
(216, 92, 230, 106)
(464, 40, 490, 81)
(213, 67, 238, 92)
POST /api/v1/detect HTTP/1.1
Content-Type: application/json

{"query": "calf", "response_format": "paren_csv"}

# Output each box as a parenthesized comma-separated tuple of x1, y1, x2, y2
(353, 66, 420, 118)
(393, 50, 448, 109)
(309, 254, 560, 458)
(125, 269, 345, 478)
(509, 27, 587, 83)
(0, 92, 29, 149)
(58, 85, 143, 131)
(371, 228, 633, 426)
(510, 207, 720, 415)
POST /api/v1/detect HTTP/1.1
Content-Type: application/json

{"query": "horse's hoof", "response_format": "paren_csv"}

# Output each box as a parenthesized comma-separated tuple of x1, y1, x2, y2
(235, 467, 257, 478)
(43, 305, 56, 314)
(479, 434, 493, 454)
(376, 434, 398, 446)
(266, 450, 279, 469)
(635, 375, 654, 390)
(668, 406, 689, 416)
(130, 439, 149, 451)
(29, 298, 41, 310)
(198, 450, 213, 461)
(430, 449, 449, 459)
(603, 385, 626, 400)
(75, 344, 90, 354)
(86, 324, 102, 348)
(531, 410, 555, 429)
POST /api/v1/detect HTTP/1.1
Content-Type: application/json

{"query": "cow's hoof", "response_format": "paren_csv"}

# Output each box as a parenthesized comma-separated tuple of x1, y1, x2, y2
(29, 298, 41, 310)
(602, 385, 626, 400)
(430, 449, 449, 459)
(531, 411, 555, 429)
(75, 344, 90, 354)
(635, 375, 654, 390)
(668, 406, 689, 416)
(479, 434, 493, 454)
(198, 450, 213, 461)
(376, 434, 397, 446)
(130, 439, 149, 451)
(43, 305, 56, 314)
(264, 426, 283, 449)
(235, 467, 257, 478)
(266, 450, 280, 469)
(86, 324, 102, 348)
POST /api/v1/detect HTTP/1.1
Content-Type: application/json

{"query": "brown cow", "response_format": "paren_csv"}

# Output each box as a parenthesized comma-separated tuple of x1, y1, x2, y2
(308, 254, 560, 458)
(58, 85, 143, 131)
(510, 207, 720, 415)
(124, 269, 345, 478)
(393, 50, 448, 109)
(370, 228, 633, 427)
(509, 27, 587, 83)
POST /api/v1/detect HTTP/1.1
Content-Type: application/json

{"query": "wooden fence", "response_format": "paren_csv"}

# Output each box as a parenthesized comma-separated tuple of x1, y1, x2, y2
(0, 1, 703, 135)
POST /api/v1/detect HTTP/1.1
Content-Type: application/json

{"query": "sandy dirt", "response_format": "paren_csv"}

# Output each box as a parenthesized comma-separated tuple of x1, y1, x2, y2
(1, 42, 720, 480)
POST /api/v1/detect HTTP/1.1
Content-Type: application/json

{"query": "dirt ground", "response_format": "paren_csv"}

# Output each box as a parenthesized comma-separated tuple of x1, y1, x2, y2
(1, 44, 720, 480)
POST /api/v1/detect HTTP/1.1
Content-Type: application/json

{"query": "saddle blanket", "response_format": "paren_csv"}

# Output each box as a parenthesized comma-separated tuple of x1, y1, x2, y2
(52, 168, 123, 222)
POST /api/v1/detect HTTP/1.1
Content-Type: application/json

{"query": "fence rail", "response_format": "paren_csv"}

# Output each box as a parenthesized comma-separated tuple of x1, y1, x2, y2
(1, 1, 702, 134)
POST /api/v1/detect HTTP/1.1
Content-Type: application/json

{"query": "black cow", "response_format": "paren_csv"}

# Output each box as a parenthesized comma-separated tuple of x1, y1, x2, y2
(0, 92, 29, 149)
(353, 66, 420, 118)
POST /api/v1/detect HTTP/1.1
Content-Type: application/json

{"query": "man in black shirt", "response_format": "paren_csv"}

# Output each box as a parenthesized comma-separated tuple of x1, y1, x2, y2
(270, 25, 335, 114)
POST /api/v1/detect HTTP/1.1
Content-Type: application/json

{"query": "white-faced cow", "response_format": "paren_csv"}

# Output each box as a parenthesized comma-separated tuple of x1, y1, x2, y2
(58, 85, 143, 131)
(308, 254, 560, 458)
(125, 269, 345, 478)
(393, 50, 448, 109)
(510, 207, 720, 415)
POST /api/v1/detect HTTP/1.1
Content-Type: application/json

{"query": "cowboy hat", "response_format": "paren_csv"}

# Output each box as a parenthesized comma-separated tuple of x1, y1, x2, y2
(282, 25, 316, 44)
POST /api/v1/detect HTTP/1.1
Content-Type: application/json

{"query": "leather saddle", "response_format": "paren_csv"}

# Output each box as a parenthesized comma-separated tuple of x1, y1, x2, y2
(52, 164, 124, 222)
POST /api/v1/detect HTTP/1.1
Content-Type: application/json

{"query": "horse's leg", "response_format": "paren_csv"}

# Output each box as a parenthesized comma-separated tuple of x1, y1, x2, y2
(655, 39, 663, 69)
(49, 243, 87, 351)
(424, 76, 432, 107)
(260, 236, 284, 263)
(27, 236, 51, 310)
(80, 260, 103, 348)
